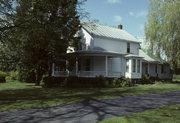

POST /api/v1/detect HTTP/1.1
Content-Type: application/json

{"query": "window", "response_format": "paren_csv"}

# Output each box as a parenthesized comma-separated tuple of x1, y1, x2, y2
(85, 58, 90, 71)
(132, 59, 136, 73)
(127, 42, 130, 53)
(54, 62, 66, 71)
(126, 59, 129, 72)
(161, 65, 164, 74)
(155, 64, 158, 73)
(137, 60, 140, 73)
(145, 64, 148, 74)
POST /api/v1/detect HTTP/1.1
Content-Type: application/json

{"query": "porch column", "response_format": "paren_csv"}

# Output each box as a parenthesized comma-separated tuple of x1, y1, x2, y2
(52, 63, 55, 76)
(66, 60, 69, 76)
(140, 60, 142, 73)
(75, 58, 78, 76)
(105, 56, 108, 77)
(148, 63, 150, 75)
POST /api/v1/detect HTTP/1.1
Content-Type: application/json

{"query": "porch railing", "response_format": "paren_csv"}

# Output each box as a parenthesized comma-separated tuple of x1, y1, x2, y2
(77, 71, 106, 77)
(108, 71, 122, 77)
(53, 71, 69, 77)
(53, 70, 122, 77)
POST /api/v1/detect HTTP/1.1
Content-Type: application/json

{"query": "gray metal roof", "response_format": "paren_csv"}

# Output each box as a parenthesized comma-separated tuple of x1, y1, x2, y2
(125, 54, 143, 58)
(139, 49, 157, 62)
(69, 50, 127, 56)
(82, 22, 140, 43)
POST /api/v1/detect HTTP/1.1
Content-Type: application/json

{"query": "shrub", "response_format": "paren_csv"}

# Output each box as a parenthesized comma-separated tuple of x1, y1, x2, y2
(65, 76, 108, 88)
(0, 71, 7, 77)
(6, 71, 19, 80)
(43, 76, 66, 88)
(0, 71, 7, 83)
(110, 78, 121, 87)
(108, 77, 133, 87)
(141, 74, 152, 84)
(120, 78, 133, 87)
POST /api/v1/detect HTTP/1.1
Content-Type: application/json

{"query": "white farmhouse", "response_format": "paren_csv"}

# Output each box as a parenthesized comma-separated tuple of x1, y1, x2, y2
(52, 23, 172, 80)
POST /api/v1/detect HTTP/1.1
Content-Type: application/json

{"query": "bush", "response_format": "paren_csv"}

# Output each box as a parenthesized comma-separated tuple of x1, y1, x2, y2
(0, 71, 7, 77)
(6, 71, 19, 80)
(42, 76, 134, 88)
(110, 77, 133, 87)
(0, 71, 7, 83)
(65, 76, 108, 88)
(43, 76, 66, 88)
(140, 74, 152, 84)
(120, 78, 133, 87)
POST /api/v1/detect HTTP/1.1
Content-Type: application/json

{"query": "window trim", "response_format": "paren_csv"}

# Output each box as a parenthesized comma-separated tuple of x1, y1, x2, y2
(132, 59, 136, 73)
(127, 42, 130, 53)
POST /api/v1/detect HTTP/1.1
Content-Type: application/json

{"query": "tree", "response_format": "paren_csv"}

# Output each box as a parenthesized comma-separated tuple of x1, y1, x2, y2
(0, 0, 83, 85)
(145, 0, 180, 73)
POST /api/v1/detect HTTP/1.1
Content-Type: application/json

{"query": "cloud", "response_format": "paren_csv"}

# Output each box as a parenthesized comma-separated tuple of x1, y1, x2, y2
(107, 0, 122, 3)
(114, 16, 122, 22)
(129, 12, 134, 16)
(139, 24, 144, 30)
(129, 10, 147, 18)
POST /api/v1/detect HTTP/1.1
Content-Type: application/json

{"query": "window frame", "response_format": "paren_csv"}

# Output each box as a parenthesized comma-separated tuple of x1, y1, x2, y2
(132, 59, 136, 73)
(127, 42, 130, 53)
(126, 59, 129, 72)
(137, 59, 140, 73)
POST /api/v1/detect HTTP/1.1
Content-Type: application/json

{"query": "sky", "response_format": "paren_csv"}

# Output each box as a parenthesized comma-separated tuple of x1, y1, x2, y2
(82, 0, 149, 38)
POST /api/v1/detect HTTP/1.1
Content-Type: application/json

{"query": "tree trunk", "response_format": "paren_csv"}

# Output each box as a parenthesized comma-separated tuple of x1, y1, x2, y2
(35, 66, 43, 86)
(48, 61, 52, 77)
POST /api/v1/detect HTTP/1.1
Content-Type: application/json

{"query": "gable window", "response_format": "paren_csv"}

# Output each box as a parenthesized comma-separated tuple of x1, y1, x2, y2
(137, 60, 140, 73)
(127, 42, 130, 53)
(132, 59, 136, 73)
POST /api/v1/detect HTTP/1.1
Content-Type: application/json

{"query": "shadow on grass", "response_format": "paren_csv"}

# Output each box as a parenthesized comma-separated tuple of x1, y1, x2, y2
(0, 83, 180, 112)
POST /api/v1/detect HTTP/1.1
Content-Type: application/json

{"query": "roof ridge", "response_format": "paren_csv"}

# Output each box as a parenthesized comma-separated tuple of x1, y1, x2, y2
(82, 22, 124, 31)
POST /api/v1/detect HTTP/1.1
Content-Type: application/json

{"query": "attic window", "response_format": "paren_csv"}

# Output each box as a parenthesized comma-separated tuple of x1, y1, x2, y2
(127, 42, 130, 53)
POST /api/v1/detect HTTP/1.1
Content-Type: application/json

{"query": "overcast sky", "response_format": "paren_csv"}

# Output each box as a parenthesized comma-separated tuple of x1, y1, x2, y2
(82, 0, 149, 38)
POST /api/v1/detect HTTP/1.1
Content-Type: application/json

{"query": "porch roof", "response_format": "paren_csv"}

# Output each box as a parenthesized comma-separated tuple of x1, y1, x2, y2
(125, 54, 143, 58)
(66, 50, 127, 56)
(139, 50, 159, 63)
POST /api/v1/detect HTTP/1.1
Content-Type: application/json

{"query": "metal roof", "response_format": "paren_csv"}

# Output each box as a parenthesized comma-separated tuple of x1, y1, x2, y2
(139, 49, 157, 63)
(67, 50, 127, 56)
(82, 22, 140, 43)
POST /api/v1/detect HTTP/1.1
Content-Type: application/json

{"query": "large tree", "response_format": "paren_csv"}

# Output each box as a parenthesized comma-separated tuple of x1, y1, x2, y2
(0, 0, 83, 85)
(145, 0, 180, 73)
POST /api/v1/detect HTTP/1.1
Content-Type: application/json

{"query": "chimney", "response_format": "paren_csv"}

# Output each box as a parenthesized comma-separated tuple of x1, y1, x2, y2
(118, 24, 123, 29)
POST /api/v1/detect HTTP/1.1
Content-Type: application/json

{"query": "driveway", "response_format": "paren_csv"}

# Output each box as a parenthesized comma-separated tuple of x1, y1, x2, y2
(0, 91, 180, 123)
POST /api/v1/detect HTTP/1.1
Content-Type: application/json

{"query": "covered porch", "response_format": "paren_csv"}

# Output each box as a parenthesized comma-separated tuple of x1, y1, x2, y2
(52, 51, 125, 78)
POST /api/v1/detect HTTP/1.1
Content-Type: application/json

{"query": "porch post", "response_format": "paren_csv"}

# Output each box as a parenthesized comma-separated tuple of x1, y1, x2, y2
(75, 57, 78, 76)
(105, 56, 108, 77)
(66, 60, 69, 76)
(140, 60, 142, 73)
(148, 63, 150, 75)
(52, 63, 55, 76)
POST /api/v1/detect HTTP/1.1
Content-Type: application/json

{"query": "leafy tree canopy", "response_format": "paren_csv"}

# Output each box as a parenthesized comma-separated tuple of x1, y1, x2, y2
(0, 0, 85, 84)
(145, 0, 180, 73)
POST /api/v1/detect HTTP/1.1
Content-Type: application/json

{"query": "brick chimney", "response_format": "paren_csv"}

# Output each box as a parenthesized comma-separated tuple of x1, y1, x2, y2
(118, 24, 123, 29)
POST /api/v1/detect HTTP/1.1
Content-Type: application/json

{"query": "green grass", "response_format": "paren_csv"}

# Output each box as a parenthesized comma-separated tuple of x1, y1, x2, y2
(0, 80, 180, 112)
(173, 74, 180, 82)
(100, 104, 180, 123)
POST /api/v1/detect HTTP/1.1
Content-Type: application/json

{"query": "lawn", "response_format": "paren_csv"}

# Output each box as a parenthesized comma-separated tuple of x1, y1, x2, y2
(0, 80, 180, 112)
(173, 74, 180, 82)
(100, 104, 180, 123)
